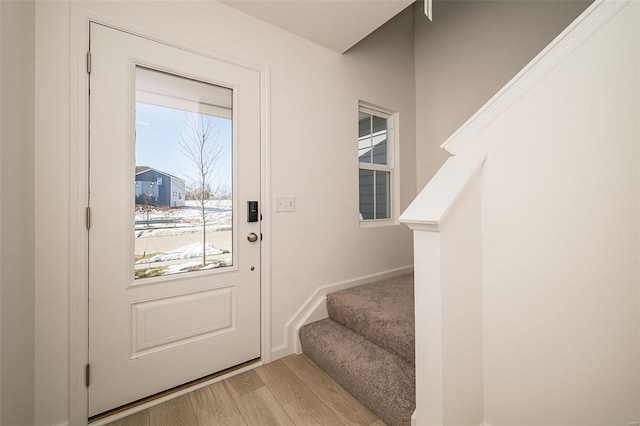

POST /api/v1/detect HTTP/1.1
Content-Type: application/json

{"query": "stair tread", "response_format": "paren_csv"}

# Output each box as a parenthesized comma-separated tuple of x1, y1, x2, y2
(299, 318, 415, 426)
(327, 274, 414, 364)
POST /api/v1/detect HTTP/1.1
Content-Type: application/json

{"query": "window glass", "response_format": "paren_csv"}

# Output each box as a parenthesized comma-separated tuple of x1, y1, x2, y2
(358, 112, 372, 164)
(358, 105, 395, 223)
(372, 115, 387, 166)
(134, 67, 233, 280)
(375, 171, 390, 219)
(359, 169, 375, 220)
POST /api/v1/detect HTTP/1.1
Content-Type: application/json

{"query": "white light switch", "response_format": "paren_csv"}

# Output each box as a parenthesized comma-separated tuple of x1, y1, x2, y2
(276, 196, 295, 212)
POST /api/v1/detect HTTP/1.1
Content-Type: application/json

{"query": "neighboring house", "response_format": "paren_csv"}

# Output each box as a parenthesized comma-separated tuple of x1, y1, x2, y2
(135, 166, 185, 208)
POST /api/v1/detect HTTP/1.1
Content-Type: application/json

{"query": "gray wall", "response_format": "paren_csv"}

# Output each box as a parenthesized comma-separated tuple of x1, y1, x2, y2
(414, 0, 591, 190)
(1, 1, 36, 424)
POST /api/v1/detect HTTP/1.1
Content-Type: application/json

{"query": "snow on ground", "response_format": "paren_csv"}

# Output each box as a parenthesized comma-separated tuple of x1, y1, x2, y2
(163, 261, 222, 275)
(135, 222, 230, 239)
(135, 199, 231, 221)
(136, 242, 224, 264)
(135, 199, 232, 238)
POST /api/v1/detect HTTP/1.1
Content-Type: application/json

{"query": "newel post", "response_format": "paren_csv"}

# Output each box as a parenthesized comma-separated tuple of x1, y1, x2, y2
(406, 225, 445, 425)
(400, 153, 487, 426)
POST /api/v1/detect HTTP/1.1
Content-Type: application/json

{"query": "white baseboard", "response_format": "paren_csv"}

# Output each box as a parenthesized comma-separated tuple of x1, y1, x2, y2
(50, 422, 70, 426)
(409, 411, 491, 426)
(271, 265, 414, 360)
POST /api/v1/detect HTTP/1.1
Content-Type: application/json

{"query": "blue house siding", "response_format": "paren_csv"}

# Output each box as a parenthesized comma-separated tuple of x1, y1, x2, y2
(135, 167, 185, 208)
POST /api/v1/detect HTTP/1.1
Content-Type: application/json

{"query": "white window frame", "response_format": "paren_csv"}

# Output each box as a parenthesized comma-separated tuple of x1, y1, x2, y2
(358, 102, 400, 227)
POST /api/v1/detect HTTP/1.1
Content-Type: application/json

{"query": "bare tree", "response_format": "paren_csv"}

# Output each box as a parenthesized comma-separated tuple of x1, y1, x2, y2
(179, 114, 224, 266)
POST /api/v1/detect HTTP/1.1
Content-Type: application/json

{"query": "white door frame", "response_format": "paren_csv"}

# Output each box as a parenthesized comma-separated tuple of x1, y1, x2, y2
(68, 6, 271, 424)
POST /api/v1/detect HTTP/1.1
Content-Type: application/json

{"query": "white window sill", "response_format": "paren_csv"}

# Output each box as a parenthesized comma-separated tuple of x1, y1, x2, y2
(359, 218, 400, 228)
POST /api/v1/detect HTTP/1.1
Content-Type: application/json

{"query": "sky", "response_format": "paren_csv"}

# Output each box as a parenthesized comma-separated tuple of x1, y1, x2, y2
(135, 102, 233, 193)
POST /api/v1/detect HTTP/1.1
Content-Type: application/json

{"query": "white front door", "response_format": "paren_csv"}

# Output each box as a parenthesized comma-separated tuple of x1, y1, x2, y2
(88, 23, 261, 416)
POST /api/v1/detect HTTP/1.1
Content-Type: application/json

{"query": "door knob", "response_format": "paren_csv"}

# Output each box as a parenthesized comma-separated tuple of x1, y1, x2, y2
(247, 232, 259, 243)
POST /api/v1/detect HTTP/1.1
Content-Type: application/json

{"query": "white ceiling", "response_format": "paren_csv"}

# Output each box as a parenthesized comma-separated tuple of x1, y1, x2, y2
(221, 0, 415, 53)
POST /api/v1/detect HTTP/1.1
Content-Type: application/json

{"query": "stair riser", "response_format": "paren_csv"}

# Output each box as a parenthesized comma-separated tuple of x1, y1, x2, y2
(300, 319, 415, 426)
(325, 274, 415, 365)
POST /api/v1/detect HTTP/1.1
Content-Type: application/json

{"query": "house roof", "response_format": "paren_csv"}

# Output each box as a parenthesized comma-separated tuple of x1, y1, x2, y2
(135, 166, 184, 182)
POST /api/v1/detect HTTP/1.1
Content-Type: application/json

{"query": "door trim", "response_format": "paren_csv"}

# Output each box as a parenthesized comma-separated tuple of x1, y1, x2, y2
(69, 6, 272, 424)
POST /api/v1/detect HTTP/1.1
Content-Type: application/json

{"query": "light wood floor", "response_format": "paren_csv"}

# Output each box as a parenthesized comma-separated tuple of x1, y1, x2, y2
(106, 354, 385, 426)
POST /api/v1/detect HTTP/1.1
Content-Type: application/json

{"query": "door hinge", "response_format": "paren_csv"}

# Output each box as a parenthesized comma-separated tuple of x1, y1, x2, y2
(86, 50, 92, 74)
(85, 363, 91, 387)
(86, 207, 91, 230)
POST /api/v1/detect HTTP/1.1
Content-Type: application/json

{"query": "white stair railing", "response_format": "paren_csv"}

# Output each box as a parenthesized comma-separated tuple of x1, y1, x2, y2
(400, 152, 486, 426)
(401, 1, 628, 423)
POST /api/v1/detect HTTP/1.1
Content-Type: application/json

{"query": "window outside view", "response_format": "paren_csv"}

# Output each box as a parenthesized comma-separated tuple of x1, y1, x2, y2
(134, 68, 233, 280)
(358, 108, 391, 221)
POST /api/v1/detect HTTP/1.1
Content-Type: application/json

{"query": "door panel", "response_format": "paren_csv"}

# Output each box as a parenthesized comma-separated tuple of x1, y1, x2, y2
(130, 287, 235, 358)
(88, 23, 261, 416)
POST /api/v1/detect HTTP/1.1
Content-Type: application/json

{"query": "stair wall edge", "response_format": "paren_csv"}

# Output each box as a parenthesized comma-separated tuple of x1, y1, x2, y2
(271, 265, 414, 360)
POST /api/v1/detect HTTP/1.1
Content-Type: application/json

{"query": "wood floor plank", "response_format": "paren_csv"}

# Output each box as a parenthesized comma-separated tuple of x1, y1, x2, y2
(189, 381, 247, 426)
(283, 354, 378, 426)
(105, 409, 150, 426)
(256, 358, 344, 425)
(103, 355, 382, 426)
(148, 394, 198, 426)
(234, 386, 295, 426)
(224, 369, 265, 398)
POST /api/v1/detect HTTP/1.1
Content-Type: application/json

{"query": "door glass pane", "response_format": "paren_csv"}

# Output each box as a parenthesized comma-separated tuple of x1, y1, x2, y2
(134, 67, 233, 280)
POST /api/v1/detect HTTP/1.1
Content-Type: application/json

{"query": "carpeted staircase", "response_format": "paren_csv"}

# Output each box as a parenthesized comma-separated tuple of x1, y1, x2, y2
(299, 274, 415, 426)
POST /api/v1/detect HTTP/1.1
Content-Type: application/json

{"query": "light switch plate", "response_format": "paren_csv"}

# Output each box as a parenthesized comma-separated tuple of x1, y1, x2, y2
(276, 196, 295, 212)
